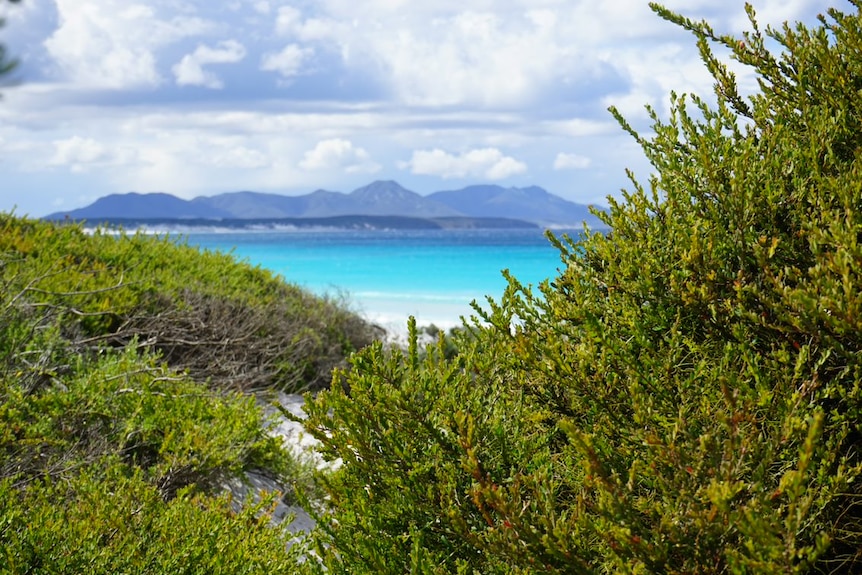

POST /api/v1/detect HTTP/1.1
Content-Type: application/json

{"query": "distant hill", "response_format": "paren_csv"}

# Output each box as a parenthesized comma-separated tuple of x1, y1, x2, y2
(347, 181, 460, 218)
(428, 185, 597, 225)
(45, 180, 605, 227)
(189, 191, 305, 219)
(65, 192, 231, 220)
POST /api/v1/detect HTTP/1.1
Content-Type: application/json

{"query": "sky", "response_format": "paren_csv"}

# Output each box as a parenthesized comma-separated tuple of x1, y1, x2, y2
(0, 0, 838, 217)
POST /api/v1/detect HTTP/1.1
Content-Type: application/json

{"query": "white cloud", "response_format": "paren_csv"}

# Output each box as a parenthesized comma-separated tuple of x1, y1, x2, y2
(275, 6, 302, 35)
(44, 0, 211, 89)
(173, 40, 247, 89)
(288, 2, 828, 110)
(275, 6, 344, 42)
(260, 44, 313, 79)
(51, 136, 106, 164)
(295, 18, 346, 42)
(272, 6, 580, 106)
(554, 153, 591, 170)
(305, 3, 699, 108)
(0, 0, 836, 218)
(546, 118, 617, 138)
(600, 42, 716, 121)
(402, 148, 527, 180)
(300, 138, 380, 174)
(253, 1, 272, 15)
(486, 155, 528, 180)
(207, 146, 270, 169)
(48, 136, 135, 173)
(352, 10, 573, 106)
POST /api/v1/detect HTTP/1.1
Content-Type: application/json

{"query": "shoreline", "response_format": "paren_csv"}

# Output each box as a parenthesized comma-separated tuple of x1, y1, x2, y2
(351, 295, 480, 345)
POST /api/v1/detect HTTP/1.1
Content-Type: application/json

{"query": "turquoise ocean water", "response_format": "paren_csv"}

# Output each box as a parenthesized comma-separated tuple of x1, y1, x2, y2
(186, 228, 577, 335)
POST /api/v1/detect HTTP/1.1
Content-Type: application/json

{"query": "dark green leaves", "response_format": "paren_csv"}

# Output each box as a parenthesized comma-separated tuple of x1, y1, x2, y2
(299, 3, 862, 573)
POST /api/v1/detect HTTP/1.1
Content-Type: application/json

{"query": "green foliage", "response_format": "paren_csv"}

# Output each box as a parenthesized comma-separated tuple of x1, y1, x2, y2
(300, 319, 537, 574)
(0, 471, 301, 574)
(0, 340, 304, 572)
(0, 296, 305, 571)
(0, 213, 380, 571)
(0, 344, 290, 496)
(0, 216, 379, 391)
(300, 3, 862, 574)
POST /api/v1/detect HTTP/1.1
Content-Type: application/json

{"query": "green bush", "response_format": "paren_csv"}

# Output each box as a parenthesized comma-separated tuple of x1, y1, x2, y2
(300, 3, 862, 574)
(0, 340, 305, 573)
(0, 303, 307, 572)
(0, 344, 289, 493)
(0, 216, 379, 392)
(0, 471, 301, 574)
(0, 212, 380, 571)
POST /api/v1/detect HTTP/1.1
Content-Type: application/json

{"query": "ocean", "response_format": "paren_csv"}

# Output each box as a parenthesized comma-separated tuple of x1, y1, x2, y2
(185, 228, 579, 336)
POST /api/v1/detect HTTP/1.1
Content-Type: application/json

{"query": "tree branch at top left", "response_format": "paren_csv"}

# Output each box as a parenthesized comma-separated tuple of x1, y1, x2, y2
(0, 0, 22, 80)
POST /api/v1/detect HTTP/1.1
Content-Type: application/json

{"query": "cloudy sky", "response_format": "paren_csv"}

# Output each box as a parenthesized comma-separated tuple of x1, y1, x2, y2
(0, 0, 837, 217)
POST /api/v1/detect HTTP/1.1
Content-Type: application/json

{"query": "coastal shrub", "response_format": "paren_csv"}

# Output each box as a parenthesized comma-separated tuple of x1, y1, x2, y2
(0, 472, 301, 574)
(0, 343, 289, 493)
(0, 213, 381, 571)
(0, 328, 305, 572)
(0, 216, 380, 391)
(300, 319, 538, 574)
(300, 3, 862, 573)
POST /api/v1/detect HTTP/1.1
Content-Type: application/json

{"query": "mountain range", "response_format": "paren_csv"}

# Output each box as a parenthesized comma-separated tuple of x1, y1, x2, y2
(45, 180, 605, 228)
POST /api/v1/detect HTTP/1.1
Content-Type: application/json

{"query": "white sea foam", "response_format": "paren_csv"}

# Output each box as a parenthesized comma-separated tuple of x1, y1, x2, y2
(356, 296, 484, 342)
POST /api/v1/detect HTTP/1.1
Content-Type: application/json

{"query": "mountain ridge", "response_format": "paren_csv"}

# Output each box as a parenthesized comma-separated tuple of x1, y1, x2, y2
(45, 180, 605, 227)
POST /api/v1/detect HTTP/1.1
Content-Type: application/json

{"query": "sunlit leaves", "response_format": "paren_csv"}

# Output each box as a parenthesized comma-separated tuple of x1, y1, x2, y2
(299, 3, 862, 573)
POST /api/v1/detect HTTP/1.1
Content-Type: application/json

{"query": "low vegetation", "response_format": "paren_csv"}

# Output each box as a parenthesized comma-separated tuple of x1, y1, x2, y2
(0, 217, 380, 573)
(3, 2, 862, 574)
(297, 3, 862, 574)
(0, 218, 379, 393)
